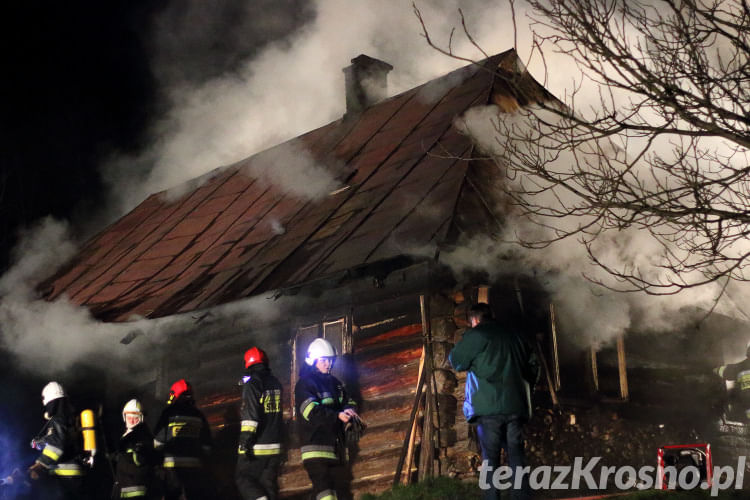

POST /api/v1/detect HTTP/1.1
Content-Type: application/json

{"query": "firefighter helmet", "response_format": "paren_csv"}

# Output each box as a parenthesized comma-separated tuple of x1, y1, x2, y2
(168, 379, 192, 404)
(244, 346, 268, 369)
(122, 399, 143, 428)
(305, 338, 336, 366)
(42, 382, 66, 406)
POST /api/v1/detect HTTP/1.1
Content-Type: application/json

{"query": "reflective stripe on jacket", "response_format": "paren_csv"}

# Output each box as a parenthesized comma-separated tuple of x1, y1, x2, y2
(238, 365, 283, 458)
(294, 367, 356, 462)
(153, 399, 212, 468)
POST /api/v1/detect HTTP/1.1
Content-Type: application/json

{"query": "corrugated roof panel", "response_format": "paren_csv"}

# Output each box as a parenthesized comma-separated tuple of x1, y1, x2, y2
(176, 268, 244, 313)
(150, 252, 202, 282)
(332, 90, 416, 159)
(112, 294, 174, 321)
(209, 170, 255, 197)
(397, 153, 467, 191)
(40, 50, 552, 319)
(189, 242, 235, 269)
(194, 193, 244, 216)
(308, 211, 357, 243)
(45, 262, 93, 301)
(115, 256, 174, 283)
(88, 281, 140, 305)
(210, 244, 255, 273)
(360, 158, 415, 192)
(137, 235, 194, 261)
(220, 182, 269, 217)
(313, 233, 385, 274)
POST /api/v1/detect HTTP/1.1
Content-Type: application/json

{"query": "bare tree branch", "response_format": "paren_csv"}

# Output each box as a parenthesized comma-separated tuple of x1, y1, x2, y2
(419, 0, 750, 295)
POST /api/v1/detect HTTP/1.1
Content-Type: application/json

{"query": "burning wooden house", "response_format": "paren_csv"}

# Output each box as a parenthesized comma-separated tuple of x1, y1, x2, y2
(38, 49, 711, 497)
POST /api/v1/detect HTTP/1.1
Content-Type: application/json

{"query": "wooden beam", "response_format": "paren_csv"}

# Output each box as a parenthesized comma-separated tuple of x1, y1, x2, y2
(549, 303, 561, 391)
(617, 334, 629, 400)
(402, 349, 425, 485)
(418, 295, 436, 480)
(477, 286, 489, 304)
(393, 355, 427, 487)
(589, 345, 599, 393)
(535, 337, 559, 408)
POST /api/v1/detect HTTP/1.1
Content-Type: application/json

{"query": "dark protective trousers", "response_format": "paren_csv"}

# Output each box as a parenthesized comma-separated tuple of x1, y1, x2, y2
(302, 458, 352, 500)
(36, 474, 90, 500)
(236, 455, 281, 500)
(162, 468, 208, 500)
(476, 414, 530, 500)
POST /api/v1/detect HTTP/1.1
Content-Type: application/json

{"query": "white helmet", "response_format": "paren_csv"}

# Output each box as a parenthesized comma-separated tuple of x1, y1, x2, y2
(305, 338, 336, 366)
(42, 382, 66, 406)
(122, 399, 143, 429)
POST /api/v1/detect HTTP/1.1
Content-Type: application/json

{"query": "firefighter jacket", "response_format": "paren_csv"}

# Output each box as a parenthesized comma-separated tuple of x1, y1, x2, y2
(239, 364, 283, 459)
(295, 366, 356, 462)
(33, 398, 85, 478)
(153, 397, 212, 469)
(449, 319, 540, 422)
(717, 357, 750, 411)
(116, 422, 155, 498)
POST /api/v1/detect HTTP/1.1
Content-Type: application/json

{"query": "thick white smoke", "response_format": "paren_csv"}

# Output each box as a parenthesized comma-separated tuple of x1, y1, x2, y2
(3, 1, 531, 374)
(0, 217, 289, 376)
(449, 57, 750, 348)
(11, 0, 728, 370)
(104, 0, 538, 212)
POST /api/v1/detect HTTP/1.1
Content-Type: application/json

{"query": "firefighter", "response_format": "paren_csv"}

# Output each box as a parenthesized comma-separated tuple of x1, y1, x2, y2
(295, 338, 358, 500)
(715, 341, 750, 421)
(114, 399, 155, 499)
(27, 381, 89, 499)
(236, 346, 283, 500)
(153, 379, 212, 500)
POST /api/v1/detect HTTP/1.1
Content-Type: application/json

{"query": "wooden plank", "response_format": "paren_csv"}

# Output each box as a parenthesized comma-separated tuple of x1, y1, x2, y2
(617, 334, 629, 400)
(418, 294, 435, 480)
(549, 303, 561, 390)
(403, 348, 425, 484)
(589, 345, 600, 393)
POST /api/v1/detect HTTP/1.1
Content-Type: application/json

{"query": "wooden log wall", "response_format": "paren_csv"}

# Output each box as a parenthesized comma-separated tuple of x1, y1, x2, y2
(153, 294, 427, 499)
(436, 288, 482, 480)
(151, 282, 549, 497)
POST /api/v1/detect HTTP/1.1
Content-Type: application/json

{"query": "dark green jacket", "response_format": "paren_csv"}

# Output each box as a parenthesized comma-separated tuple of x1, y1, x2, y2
(449, 320, 539, 421)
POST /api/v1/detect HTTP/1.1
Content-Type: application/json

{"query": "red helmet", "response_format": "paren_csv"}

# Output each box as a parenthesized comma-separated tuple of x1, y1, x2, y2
(244, 347, 268, 369)
(168, 379, 192, 404)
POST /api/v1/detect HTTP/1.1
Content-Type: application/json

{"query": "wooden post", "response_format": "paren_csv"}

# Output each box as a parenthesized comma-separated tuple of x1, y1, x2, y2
(418, 295, 435, 480)
(393, 355, 427, 487)
(589, 345, 600, 393)
(477, 286, 489, 304)
(535, 338, 559, 408)
(617, 334, 629, 400)
(549, 303, 561, 391)
(402, 350, 425, 484)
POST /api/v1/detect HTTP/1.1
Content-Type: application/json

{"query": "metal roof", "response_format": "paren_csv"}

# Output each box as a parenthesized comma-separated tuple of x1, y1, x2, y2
(41, 49, 553, 321)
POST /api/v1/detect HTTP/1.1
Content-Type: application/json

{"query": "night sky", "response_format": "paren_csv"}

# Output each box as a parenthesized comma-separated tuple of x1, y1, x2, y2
(0, 1, 312, 478)
(1, 0, 312, 274)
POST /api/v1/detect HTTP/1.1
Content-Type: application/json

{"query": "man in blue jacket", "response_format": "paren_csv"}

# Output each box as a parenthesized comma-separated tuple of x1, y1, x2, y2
(449, 303, 539, 500)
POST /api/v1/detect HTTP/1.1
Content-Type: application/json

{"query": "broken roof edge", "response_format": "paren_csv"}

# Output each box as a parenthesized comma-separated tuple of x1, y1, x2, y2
(110, 256, 443, 332)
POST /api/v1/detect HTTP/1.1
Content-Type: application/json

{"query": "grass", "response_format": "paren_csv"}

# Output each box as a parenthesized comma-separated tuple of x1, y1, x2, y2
(358, 477, 748, 500)
(616, 490, 747, 499)
(360, 476, 482, 500)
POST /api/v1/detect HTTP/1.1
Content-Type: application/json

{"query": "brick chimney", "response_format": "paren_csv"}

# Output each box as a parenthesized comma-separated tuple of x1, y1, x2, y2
(343, 54, 393, 116)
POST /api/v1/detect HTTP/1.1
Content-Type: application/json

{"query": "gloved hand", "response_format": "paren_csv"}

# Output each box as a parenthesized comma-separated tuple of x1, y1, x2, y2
(344, 414, 367, 443)
(29, 439, 43, 451)
(27, 462, 44, 480)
